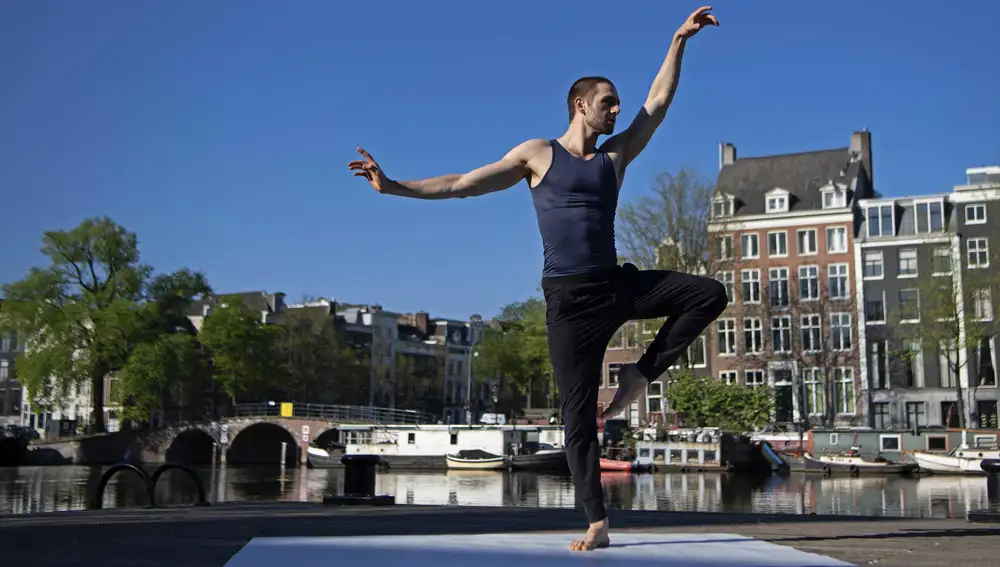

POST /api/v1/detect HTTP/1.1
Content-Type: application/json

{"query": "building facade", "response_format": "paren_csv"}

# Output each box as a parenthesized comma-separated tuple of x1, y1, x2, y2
(857, 166, 1000, 431)
(707, 130, 876, 428)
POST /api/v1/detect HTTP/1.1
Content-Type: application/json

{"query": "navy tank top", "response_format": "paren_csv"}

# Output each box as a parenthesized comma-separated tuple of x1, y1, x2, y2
(530, 140, 620, 278)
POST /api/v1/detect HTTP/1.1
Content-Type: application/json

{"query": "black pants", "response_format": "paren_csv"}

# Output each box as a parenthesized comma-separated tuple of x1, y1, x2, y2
(541, 263, 728, 523)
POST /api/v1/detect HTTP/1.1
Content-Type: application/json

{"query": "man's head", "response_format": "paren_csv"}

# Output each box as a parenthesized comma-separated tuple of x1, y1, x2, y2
(567, 76, 620, 135)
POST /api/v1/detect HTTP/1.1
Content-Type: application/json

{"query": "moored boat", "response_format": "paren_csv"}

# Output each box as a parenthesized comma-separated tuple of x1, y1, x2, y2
(599, 458, 635, 471)
(306, 445, 343, 468)
(802, 448, 917, 475)
(445, 449, 507, 470)
(912, 446, 1000, 475)
(510, 445, 568, 471)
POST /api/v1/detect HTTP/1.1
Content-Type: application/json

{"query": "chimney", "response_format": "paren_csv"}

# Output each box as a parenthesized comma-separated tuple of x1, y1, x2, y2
(851, 129, 873, 190)
(720, 142, 736, 170)
(414, 311, 430, 335)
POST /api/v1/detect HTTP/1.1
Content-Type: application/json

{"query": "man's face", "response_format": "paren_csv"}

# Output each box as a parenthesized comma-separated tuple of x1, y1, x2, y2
(582, 82, 620, 135)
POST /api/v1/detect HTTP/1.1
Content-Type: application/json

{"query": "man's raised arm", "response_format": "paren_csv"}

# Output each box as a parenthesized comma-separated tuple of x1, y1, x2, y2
(349, 139, 546, 200)
(604, 6, 719, 167)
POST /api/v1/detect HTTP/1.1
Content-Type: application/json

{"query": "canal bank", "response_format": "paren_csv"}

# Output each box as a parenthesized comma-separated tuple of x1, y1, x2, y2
(1, 502, 997, 567)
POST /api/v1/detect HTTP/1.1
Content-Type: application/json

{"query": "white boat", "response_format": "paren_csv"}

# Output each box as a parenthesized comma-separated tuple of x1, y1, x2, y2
(445, 449, 507, 470)
(912, 445, 1000, 475)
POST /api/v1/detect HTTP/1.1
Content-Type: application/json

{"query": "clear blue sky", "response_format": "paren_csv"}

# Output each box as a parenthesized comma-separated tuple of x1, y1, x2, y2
(2, 1, 998, 320)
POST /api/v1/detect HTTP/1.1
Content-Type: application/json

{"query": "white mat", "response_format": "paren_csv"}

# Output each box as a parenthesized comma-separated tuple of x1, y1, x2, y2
(224, 532, 856, 567)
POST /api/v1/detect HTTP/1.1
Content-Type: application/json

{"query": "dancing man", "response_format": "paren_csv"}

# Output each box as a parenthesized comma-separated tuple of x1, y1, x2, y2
(349, 5, 726, 551)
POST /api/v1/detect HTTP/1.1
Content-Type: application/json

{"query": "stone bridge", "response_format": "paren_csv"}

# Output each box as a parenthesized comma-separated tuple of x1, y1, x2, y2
(25, 403, 434, 466)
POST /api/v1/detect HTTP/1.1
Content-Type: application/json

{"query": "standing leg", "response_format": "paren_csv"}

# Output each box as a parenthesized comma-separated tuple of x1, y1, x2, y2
(602, 269, 728, 418)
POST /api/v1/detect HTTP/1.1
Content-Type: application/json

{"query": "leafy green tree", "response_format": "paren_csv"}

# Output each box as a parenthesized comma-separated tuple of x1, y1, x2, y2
(474, 298, 553, 412)
(668, 369, 773, 431)
(116, 333, 209, 423)
(0, 217, 151, 432)
(198, 298, 286, 402)
(279, 309, 367, 405)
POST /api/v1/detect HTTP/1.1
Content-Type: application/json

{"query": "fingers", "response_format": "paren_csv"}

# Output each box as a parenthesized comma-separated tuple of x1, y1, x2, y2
(693, 5, 712, 16)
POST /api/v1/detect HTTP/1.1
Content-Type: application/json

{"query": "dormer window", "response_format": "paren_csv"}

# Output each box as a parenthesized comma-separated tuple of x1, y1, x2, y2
(712, 194, 735, 218)
(822, 187, 847, 209)
(915, 199, 944, 234)
(765, 189, 790, 213)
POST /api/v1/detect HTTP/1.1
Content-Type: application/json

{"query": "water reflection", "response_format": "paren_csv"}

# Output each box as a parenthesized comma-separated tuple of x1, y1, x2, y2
(0, 465, 990, 519)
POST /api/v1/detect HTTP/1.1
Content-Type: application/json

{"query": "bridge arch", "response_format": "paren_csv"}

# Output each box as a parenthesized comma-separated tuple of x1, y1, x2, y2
(226, 421, 299, 466)
(164, 428, 217, 465)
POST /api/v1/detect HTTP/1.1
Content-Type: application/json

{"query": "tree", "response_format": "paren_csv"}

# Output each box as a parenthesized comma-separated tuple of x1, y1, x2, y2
(115, 333, 209, 423)
(198, 298, 286, 402)
(885, 242, 1000, 428)
(667, 368, 772, 431)
(0, 217, 151, 432)
(279, 309, 367, 405)
(473, 298, 552, 414)
(744, 271, 862, 428)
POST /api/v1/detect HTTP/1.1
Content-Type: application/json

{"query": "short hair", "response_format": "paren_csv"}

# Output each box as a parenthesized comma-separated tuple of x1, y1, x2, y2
(567, 76, 613, 122)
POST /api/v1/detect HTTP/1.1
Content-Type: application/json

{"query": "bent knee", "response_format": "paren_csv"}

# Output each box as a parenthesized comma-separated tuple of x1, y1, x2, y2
(703, 279, 729, 315)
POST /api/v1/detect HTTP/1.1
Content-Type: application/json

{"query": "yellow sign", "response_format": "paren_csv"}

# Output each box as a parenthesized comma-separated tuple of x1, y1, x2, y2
(280, 402, 293, 417)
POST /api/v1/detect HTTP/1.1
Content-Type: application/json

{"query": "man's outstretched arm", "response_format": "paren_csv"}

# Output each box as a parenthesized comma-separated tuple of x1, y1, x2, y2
(604, 6, 719, 167)
(349, 139, 546, 200)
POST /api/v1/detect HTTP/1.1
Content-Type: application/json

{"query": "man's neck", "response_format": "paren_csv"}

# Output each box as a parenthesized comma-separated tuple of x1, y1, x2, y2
(558, 123, 603, 157)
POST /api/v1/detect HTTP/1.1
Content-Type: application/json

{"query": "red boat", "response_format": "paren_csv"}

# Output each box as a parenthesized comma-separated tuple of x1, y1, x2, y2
(599, 458, 634, 471)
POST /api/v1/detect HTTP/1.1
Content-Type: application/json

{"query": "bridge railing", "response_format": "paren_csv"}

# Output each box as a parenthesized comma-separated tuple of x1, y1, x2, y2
(230, 402, 437, 425)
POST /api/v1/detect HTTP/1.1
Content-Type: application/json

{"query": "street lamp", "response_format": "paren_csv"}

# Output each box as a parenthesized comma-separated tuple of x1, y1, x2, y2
(466, 340, 478, 424)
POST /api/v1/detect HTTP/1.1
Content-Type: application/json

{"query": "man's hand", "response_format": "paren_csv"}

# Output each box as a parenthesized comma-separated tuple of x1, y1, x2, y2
(676, 6, 719, 39)
(348, 147, 390, 193)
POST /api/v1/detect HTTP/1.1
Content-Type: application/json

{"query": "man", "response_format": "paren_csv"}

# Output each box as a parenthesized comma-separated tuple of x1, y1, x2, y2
(349, 6, 727, 551)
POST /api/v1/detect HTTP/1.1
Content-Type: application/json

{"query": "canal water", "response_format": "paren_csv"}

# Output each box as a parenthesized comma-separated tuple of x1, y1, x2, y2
(0, 465, 989, 519)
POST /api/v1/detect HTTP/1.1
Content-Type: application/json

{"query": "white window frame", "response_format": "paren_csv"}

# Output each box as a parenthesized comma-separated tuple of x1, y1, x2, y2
(862, 250, 884, 280)
(717, 319, 737, 357)
(899, 289, 921, 324)
(914, 198, 945, 234)
(716, 271, 735, 305)
(827, 263, 850, 300)
(822, 187, 846, 209)
(826, 226, 848, 254)
(866, 290, 886, 325)
(835, 367, 856, 415)
(745, 369, 765, 388)
(741, 269, 761, 304)
(879, 434, 902, 452)
(712, 195, 735, 218)
(973, 288, 994, 321)
(740, 233, 759, 260)
(797, 228, 818, 256)
(771, 316, 791, 353)
(767, 230, 788, 257)
(898, 248, 918, 278)
(719, 371, 738, 385)
(766, 192, 789, 213)
(743, 317, 763, 355)
(769, 267, 789, 308)
(968, 238, 990, 269)
(830, 312, 853, 351)
(798, 265, 819, 302)
(803, 368, 824, 416)
(716, 235, 733, 260)
(965, 203, 987, 225)
(932, 246, 953, 276)
(801, 314, 822, 353)
(866, 204, 895, 238)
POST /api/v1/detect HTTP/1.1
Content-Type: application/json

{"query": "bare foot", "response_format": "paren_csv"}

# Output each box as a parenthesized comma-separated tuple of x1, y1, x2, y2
(601, 363, 648, 419)
(569, 518, 610, 551)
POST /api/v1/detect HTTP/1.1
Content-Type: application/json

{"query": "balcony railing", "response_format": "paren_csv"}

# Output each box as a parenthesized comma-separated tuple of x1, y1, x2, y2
(230, 402, 436, 425)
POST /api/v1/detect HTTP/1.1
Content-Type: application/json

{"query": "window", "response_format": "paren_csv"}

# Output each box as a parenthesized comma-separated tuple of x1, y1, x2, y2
(975, 337, 997, 387)
(905, 401, 926, 428)
(771, 316, 791, 353)
(926, 435, 948, 452)
(826, 227, 848, 253)
(966, 203, 987, 225)
(740, 233, 759, 259)
(941, 401, 960, 428)
(745, 370, 765, 388)
(898, 248, 918, 277)
(741, 269, 761, 303)
(450, 433, 459, 445)
(717, 319, 736, 355)
(647, 381, 663, 414)
(828, 264, 849, 299)
(932, 247, 952, 275)
(0, 360, 7, 381)
(915, 200, 944, 234)
(743, 317, 763, 354)
(798, 266, 819, 301)
(880, 434, 901, 452)
(720, 371, 737, 384)
(801, 314, 822, 352)
(973, 288, 994, 321)
(768, 231, 787, 256)
(899, 289, 920, 322)
(867, 204, 894, 237)
(713, 196, 734, 218)
(408, 433, 416, 444)
(823, 188, 846, 209)
(769, 268, 789, 307)
(968, 238, 989, 268)
(830, 313, 852, 351)
(767, 194, 789, 213)
(863, 251, 883, 279)
(716, 271, 735, 304)
(869, 340, 887, 389)
(904, 340, 924, 388)
(716, 235, 733, 260)
(939, 341, 959, 388)
(688, 336, 707, 367)
(872, 402, 890, 429)
(835, 368, 855, 414)
(797, 229, 817, 255)
(608, 363, 622, 387)
(866, 292, 885, 323)
(803, 368, 823, 415)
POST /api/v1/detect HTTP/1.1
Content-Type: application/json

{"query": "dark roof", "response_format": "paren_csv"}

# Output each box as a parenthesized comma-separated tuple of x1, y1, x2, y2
(715, 147, 869, 216)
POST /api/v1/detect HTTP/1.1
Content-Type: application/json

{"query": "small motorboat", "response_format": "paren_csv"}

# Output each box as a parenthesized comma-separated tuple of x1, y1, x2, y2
(510, 443, 568, 472)
(913, 445, 1000, 475)
(306, 445, 342, 468)
(599, 458, 635, 472)
(445, 449, 507, 470)
(803, 447, 917, 475)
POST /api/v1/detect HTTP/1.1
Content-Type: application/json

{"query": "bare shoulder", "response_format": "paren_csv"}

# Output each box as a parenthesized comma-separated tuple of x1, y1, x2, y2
(507, 138, 551, 161)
